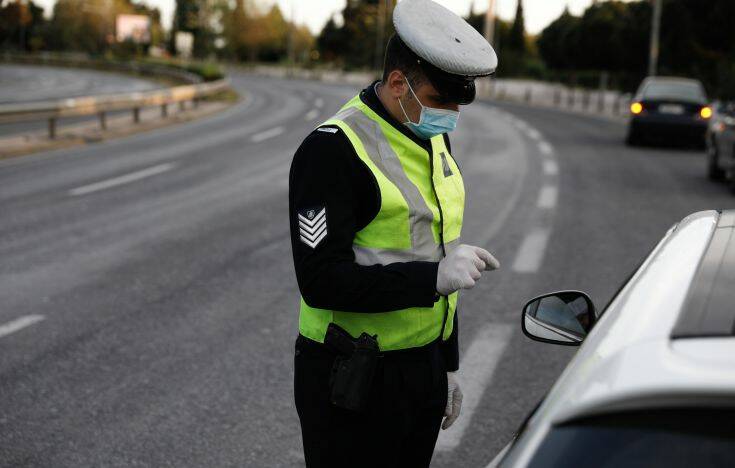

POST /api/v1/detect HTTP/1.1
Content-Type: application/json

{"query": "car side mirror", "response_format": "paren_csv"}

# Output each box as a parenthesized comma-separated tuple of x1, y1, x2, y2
(521, 291, 596, 346)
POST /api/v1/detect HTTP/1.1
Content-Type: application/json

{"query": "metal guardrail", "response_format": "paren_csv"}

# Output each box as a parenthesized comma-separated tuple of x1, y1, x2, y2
(0, 79, 230, 139)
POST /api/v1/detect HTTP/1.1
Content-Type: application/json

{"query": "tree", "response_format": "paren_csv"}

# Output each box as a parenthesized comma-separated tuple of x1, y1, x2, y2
(537, 0, 735, 96)
(316, 0, 397, 70)
(316, 17, 345, 63)
(0, 0, 46, 51)
(537, 8, 580, 70)
(171, 0, 215, 57)
(508, 0, 526, 53)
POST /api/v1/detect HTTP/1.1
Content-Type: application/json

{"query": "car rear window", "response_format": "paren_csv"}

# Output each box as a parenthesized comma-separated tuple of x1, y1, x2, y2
(527, 408, 735, 468)
(642, 82, 706, 102)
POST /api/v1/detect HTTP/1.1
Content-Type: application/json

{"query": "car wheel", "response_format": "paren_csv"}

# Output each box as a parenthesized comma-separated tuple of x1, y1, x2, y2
(707, 138, 725, 181)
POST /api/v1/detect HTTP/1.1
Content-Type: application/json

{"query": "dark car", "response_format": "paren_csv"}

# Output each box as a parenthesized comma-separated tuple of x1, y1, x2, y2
(626, 77, 712, 147)
(706, 101, 735, 189)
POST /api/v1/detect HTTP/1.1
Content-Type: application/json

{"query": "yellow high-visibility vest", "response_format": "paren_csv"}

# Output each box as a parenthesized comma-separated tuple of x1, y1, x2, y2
(298, 94, 465, 351)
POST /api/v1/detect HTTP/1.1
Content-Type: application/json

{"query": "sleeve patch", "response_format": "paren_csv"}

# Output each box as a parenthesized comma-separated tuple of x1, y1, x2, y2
(298, 206, 328, 248)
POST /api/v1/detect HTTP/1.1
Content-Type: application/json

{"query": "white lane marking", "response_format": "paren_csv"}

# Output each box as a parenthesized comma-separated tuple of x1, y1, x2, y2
(525, 127, 542, 141)
(435, 324, 514, 452)
(0, 315, 45, 338)
(512, 228, 551, 273)
(251, 126, 285, 143)
(314, 98, 324, 108)
(537, 185, 558, 209)
(543, 159, 559, 176)
(304, 109, 320, 121)
(69, 163, 175, 196)
(538, 141, 554, 156)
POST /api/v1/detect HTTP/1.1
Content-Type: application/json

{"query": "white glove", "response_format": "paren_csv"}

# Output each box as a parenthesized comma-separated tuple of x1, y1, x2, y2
(442, 371, 463, 430)
(436, 244, 500, 296)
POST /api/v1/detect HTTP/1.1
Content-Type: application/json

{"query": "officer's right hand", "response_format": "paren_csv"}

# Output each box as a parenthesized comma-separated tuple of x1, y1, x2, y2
(436, 244, 500, 296)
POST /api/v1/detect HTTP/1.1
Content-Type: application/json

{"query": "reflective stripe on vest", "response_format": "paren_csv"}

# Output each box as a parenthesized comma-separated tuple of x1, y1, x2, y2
(298, 94, 465, 351)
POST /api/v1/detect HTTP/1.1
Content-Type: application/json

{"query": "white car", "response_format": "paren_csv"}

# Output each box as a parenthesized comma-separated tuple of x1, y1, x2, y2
(490, 210, 735, 468)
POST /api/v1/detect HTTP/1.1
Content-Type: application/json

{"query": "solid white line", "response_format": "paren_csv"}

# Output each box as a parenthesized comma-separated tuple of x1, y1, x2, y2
(314, 98, 324, 108)
(537, 185, 558, 209)
(512, 228, 551, 273)
(538, 141, 554, 156)
(525, 127, 542, 141)
(69, 163, 175, 196)
(304, 109, 320, 121)
(543, 159, 559, 176)
(0, 315, 45, 338)
(435, 324, 514, 452)
(251, 126, 285, 143)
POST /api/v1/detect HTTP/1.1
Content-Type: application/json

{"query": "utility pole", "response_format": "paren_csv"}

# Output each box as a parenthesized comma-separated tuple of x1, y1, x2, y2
(288, 0, 296, 65)
(648, 0, 663, 76)
(374, 0, 387, 71)
(484, 0, 496, 47)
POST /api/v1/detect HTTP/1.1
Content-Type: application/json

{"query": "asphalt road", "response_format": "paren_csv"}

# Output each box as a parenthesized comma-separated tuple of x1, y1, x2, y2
(1, 69, 733, 468)
(0, 64, 161, 137)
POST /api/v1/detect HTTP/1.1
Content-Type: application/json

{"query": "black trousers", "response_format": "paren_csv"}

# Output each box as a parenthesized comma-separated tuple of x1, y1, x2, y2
(294, 334, 448, 468)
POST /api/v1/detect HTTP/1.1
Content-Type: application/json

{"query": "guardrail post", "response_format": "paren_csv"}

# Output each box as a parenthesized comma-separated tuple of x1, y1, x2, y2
(133, 107, 140, 123)
(193, 98, 199, 109)
(179, 101, 186, 112)
(524, 87, 532, 104)
(597, 92, 605, 113)
(582, 91, 590, 111)
(48, 118, 56, 139)
(567, 89, 575, 108)
(553, 87, 561, 106)
(98, 111, 106, 131)
(161, 103, 168, 118)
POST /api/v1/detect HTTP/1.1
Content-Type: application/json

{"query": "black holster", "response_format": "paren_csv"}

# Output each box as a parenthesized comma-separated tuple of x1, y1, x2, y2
(325, 323, 380, 412)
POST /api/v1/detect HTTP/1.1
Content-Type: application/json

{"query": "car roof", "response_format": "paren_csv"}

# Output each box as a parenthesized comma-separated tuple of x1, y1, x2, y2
(672, 211, 735, 338)
(641, 76, 704, 86)
(538, 210, 735, 425)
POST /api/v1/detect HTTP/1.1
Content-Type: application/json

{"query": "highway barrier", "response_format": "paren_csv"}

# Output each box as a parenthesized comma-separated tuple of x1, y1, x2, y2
(247, 65, 632, 120)
(0, 55, 230, 139)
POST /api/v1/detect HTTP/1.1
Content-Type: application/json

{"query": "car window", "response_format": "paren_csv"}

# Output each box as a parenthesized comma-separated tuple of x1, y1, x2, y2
(527, 408, 735, 468)
(530, 294, 588, 335)
(642, 82, 706, 102)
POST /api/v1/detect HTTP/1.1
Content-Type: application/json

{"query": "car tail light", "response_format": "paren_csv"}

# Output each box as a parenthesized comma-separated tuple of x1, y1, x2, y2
(630, 102, 644, 114)
(700, 106, 713, 119)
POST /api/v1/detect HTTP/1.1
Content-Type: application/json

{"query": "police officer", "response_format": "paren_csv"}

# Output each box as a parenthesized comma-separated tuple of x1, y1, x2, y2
(289, 0, 499, 466)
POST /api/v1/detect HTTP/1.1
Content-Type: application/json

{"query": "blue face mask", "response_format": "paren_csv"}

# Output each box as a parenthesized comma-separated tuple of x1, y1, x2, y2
(398, 78, 460, 140)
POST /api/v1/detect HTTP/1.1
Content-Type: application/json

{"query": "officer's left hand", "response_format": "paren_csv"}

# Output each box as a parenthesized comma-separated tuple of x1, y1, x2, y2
(442, 371, 463, 430)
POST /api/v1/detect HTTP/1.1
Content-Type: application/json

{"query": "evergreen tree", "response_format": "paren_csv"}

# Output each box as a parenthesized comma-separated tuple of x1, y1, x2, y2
(508, 0, 526, 53)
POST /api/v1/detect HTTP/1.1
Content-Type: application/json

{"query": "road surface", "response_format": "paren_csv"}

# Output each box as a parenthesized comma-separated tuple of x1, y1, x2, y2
(0, 69, 732, 467)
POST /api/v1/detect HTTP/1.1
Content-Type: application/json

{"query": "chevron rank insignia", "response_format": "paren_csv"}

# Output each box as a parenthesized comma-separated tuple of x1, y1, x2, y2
(298, 206, 327, 248)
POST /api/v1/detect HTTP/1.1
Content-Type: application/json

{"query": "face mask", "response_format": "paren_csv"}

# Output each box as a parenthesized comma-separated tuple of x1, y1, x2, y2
(398, 77, 460, 140)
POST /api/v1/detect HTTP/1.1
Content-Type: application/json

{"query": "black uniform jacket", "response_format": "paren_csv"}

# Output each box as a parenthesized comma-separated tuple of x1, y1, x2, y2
(288, 81, 459, 371)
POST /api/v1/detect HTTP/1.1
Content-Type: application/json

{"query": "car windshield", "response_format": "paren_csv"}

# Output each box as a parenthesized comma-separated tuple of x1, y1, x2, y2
(526, 408, 735, 468)
(642, 81, 706, 102)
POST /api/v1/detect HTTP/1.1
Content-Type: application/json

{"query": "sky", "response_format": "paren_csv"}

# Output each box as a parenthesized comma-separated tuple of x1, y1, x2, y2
(34, 0, 614, 36)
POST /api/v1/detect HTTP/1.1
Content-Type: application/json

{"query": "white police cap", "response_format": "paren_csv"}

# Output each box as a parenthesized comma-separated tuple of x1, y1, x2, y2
(393, 0, 498, 77)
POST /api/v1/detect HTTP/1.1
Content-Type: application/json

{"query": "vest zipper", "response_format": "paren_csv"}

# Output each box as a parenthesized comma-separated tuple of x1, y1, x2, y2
(429, 148, 450, 341)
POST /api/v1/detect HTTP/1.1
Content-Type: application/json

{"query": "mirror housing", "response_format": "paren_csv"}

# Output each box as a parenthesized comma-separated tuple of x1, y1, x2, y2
(521, 291, 596, 346)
